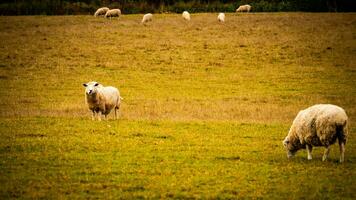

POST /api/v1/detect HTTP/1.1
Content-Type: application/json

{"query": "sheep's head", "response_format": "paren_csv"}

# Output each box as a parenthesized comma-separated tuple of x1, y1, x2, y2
(283, 136, 298, 158)
(83, 81, 101, 96)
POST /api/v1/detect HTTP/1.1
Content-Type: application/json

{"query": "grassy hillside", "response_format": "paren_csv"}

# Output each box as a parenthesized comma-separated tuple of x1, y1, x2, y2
(0, 13, 355, 199)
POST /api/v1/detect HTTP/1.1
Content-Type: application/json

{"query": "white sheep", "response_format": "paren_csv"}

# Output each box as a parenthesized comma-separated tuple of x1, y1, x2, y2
(182, 11, 191, 21)
(83, 81, 122, 121)
(283, 104, 348, 163)
(217, 13, 225, 22)
(236, 5, 252, 12)
(94, 7, 109, 17)
(142, 13, 153, 24)
(105, 9, 121, 19)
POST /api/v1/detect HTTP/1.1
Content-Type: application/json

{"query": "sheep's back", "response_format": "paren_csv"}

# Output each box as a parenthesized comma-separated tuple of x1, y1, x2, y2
(182, 11, 190, 20)
(95, 7, 109, 15)
(292, 104, 348, 145)
(142, 13, 153, 22)
(106, 9, 121, 17)
(99, 86, 119, 105)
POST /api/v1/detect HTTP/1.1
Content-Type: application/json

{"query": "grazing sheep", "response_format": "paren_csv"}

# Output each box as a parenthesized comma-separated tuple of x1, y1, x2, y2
(217, 13, 225, 22)
(83, 81, 122, 121)
(142, 13, 153, 24)
(94, 7, 109, 17)
(182, 11, 191, 21)
(283, 104, 348, 163)
(105, 9, 121, 19)
(236, 5, 252, 12)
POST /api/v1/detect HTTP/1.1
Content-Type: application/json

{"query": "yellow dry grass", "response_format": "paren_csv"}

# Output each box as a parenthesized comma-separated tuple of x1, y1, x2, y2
(1, 13, 355, 123)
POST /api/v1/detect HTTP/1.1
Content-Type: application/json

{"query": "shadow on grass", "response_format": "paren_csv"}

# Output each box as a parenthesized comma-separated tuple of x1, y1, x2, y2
(215, 156, 241, 161)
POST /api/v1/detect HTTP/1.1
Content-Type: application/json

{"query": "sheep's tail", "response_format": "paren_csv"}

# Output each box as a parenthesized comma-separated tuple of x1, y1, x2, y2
(336, 120, 348, 145)
(115, 96, 123, 110)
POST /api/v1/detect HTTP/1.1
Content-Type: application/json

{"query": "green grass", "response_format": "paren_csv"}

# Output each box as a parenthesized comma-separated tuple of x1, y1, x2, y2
(0, 13, 355, 198)
(1, 118, 355, 199)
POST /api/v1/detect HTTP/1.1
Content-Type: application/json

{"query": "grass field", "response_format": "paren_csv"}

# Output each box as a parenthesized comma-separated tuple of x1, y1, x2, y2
(0, 13, 355, 199)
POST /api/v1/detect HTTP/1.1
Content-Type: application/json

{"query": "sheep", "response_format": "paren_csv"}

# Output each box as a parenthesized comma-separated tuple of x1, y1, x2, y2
(182, 11, 191, 21)
(217, 12, 225, 22)
(82, 81, 122, 121)
(236, 5, 252, 12)
(142, 13, 153, 24)
(105, 9, 121, 19)
(283, 104, 348, 163)
(94, 7, 109, 17)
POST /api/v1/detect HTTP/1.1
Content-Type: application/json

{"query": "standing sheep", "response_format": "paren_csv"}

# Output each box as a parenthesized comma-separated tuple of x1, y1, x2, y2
(283, 104, 348, 163)
(94, 7, 109, 17)
(83, 81, 122, 121)
(105, 9, 121, 19)
(182, 11, 191, 21)
(142, 13, 153, 24)
(236, 5, 252, 12)
(217, 13, 225, 22)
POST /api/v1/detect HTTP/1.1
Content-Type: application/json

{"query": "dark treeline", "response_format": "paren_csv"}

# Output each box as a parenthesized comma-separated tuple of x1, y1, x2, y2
(0, 0, 355, 15)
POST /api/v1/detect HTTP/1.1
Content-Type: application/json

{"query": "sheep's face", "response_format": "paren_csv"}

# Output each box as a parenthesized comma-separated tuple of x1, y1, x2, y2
(83, 82, 100, 96)
(283, 137, 297, 158)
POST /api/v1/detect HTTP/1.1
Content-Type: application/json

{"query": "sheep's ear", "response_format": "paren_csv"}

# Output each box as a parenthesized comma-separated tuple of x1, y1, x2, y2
(83, 83, 88, 87)
(94, 83, 99, 86)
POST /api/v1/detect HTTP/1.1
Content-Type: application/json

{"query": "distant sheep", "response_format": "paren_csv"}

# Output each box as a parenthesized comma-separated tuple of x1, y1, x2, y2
(283, 104, 348, 163)
(142, 13, 153, 24)
(105, 9, 121, 19)
(83, 81, 122, 121)
(217, 13, 225, 22)
(94, 7, 109, 17)
(182, 11, 191, 21)
(236, 5, 252, 12)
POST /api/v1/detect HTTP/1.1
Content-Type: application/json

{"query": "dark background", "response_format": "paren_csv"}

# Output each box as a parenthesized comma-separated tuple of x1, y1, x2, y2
(0, 0, 355, 15)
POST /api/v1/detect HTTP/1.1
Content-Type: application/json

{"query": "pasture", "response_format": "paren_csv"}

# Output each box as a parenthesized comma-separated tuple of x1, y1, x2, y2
(0, 13, 355, 199)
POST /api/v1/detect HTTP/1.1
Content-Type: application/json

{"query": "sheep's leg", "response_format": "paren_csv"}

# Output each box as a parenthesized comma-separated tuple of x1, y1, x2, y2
(92, 111, 96, 121)
(306, 145, 313, 160)
(115, 102, 120, 120)
(97, 111, 102, 121)
(115, 105, 120, 120)
(322, 146, 330, 162)
(339, 142, 345, 163)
